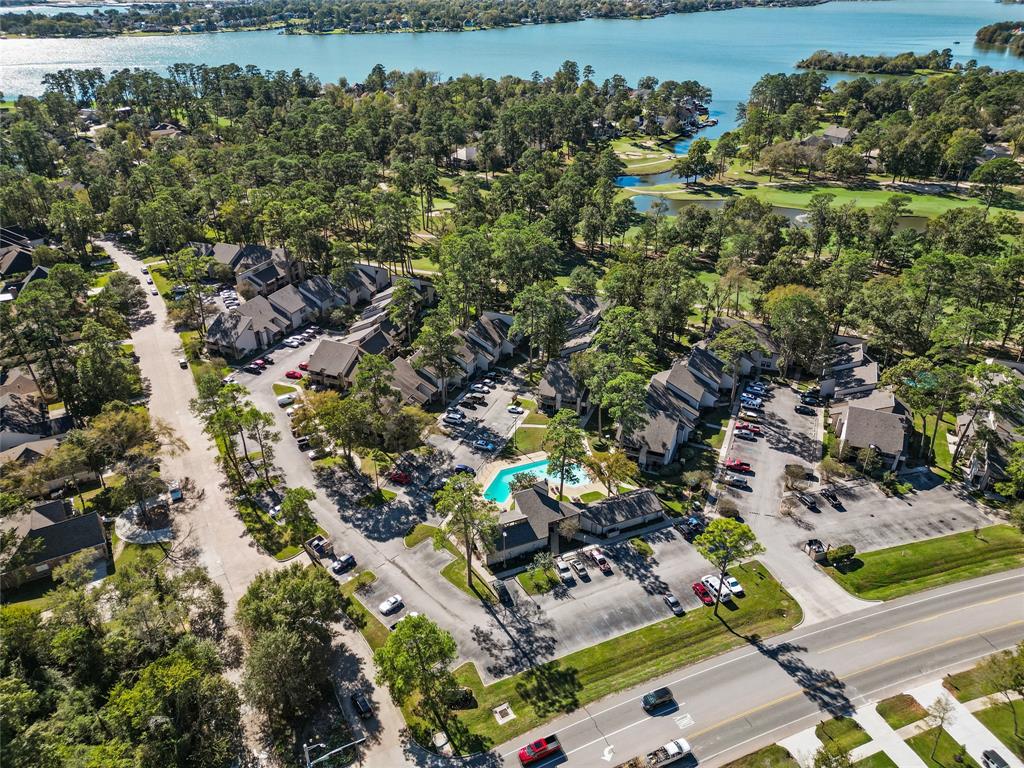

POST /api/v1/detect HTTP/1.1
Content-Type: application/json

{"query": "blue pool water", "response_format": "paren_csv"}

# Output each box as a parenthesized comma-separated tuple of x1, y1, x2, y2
(484, 459, 587, 503)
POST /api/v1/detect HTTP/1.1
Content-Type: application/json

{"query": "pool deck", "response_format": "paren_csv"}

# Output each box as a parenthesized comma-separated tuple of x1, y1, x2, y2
(478, 451, 607, 508)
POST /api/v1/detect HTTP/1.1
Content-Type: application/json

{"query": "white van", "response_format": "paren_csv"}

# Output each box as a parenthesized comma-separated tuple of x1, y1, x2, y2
(276, 394, 296, 407)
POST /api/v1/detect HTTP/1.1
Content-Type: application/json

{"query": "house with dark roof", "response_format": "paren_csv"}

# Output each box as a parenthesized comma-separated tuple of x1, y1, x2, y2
(346, 263, 392, 304)
(467, 312, 515, 361)
(834, 406, 910, 471)
(620, 370, 700, 469)
(958, 359, 1024, 493)
(0, 245, 33, 278)
(686, 342, 732, 393)
(4, 265, 50, 296)
(664, 359, 718, 410)
(538, 359, 587, 414)
(267, 284, 312, 328)
(0, 227, 44, 250)
(482, 483, 665, 568)
(709, 317, 781, 374)
(819, 337, 878, 400)
(560, 293, 606, 358)
(296, 275, 347, 317)
(1, 500, 108, 588)
(388, 356, 439, 406)
(305, 340, 362, 391)
(204, 295, 291, 359)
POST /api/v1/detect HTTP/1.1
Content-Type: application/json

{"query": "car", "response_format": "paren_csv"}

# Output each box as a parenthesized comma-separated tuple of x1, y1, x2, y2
(285, 370, 303, 379)
(746, 382, 768, 393)
(377, 595, 403, 615)
(145, 277, 153, 285)
(555, 557, 572, 582)
(800, 394, 821, 406)
(269, 503, 282, 520)
(692, 581, 715, 605)
(296, 436, 311, 450)
(167, 481, 183, 503)
(982, 750, 1011, 768)
(222, 374, 236, 385)
(386, 469, 412, 485)
(443, 414, 464, 426)
(243, 364, 262, 374)
(452, 464, 476, 476)
(466, 393, 486, 404)
(481, 377, 495, 387)
(141, 267, 149, 274)
(739, 409, 760, 421)
(507, 404, 525, 415)
(518, 736, 561, 765)
(492, 579, 514, 607)
(307, 447, 328, 460)
(150, 288, 159, 295)
(459, 400, 477, 410)
(641, 687, 674, 712)
(470, 383, 490, 393)
(389, 611, 420, 630)
(178, 358, 188, 369)
(663, 593, 684, 616)
(723, 573, 743, 595)
(445, 408, 466, 420)
(820, 488, 842, 508)
(740, 395, 763, 407)
(743, 387, 767, 399)
(569, 557, 588, 578)
(735, 429, 756, 440)
(252, 359, 267, 369)
(282, 339, 300, 348)
(473, 439, 496, 452)
(722, 472, 748, 488)
(590, 548, 612, 574)
(794, 404, 816, 416)
(795, 491, 819, 510)
(298, 361, 309, 371)
(351, 692, 373, 719)
(702, 575, 735, 602)
(724, 458, 751, 472)
(331, 553, 356, 573)
(736, 421, 762, 434)
(262, 354, 275, 364)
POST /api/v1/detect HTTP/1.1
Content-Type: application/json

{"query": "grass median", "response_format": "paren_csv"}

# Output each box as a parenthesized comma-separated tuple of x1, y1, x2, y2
(906, 727, 980, 768)
(876, 694, 927, 730)
(973, 701, 1024, 760)
(402, 523, 495, 603)
(723, 744, 799, 767)
(340, 571, 390, 651)
(824, 525, 1024, 601)
(405, 560, 800, 752)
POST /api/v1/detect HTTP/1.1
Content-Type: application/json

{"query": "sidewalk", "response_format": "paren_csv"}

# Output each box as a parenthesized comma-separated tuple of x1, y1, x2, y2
(851, 705, 927, 767)
(908, 681, 1024, 768)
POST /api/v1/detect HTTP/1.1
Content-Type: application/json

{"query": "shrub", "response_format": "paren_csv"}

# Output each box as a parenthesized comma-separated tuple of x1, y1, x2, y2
(717, 498, 740, 518)
(830, 543, 856, 563)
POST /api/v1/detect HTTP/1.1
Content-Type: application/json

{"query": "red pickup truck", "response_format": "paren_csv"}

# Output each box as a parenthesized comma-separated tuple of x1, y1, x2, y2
(519, 735, 561, 765)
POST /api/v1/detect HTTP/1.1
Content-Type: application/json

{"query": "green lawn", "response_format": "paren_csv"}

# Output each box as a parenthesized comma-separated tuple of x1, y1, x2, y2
(815, 716, 872, 752)
(973, 701, 1024, 759)
(906, 727, 979, 768)
(854, 753, 899, 768)
(723, 745, 799, 767)
(912, 413, 955, 478)
(522, 399, 550, 426)
(340, 571, 390, 651)
(516, 567, 559, 595)
(272, 383, 297, 396)
(824, 525, 1024, 600)
(412, 561, 800, 752)
(630, 537, 654, 558)
(0, 576, 59, 611)
(943, 657, 1008, 702)
(513, 426, 546, 454)
(579, 490, 606, 503)
(697, 405, 733, 450)
(404, 523, 436, 548)
(358, 489, 397, 506)
(876, 694, 927, 730)
(149, 265, 174, 296)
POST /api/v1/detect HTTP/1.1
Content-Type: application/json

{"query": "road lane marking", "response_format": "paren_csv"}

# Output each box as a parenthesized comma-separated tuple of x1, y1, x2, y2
(696, 642, 1022, 766)
(817, 592, 1023, 653)
(542, 577, 1024, 736)
(601, 745, 615, 761)
(683, 619, 1024, 742)
(675, 713, 695, 729)
(564, 716, 651, 756)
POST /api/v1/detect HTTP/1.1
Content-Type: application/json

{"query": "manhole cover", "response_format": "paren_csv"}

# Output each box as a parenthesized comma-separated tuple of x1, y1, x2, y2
(493, 703, 516, 724)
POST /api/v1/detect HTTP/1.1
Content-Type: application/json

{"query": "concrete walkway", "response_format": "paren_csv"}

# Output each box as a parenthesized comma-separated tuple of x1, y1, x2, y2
(908, 681, 1024, 768)
(778, 729, 823, 768)
(851, 704, 927, 767)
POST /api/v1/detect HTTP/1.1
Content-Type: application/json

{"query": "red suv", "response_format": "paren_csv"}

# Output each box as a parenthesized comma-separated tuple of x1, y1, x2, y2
(298, 361, 309, 371)
(387, 470, 411, 485)
(724, 458, 751, 472)
(519, 736, 561, 765)
(285, 370, 303, 380)
(692, 581, 715, 605)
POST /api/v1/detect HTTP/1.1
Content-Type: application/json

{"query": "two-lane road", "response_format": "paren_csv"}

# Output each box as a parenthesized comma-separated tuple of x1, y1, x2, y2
(493, 569, 1024, 768)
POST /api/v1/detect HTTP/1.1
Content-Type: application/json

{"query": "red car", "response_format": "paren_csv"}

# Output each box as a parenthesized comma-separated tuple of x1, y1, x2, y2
(519, 736, 561, 765)
(253, 359, 267, 368)
(285, 370, 303, 380)
(724, 458, 752, 472)
(298, 361, 309, 371)
(386, 470, 412, 485)
(692, 581, 715, 605)
(736, 421, 762, 434)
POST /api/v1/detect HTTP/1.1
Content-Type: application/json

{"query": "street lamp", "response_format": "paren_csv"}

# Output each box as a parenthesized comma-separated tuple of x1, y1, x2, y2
(501, 530, 508, 570)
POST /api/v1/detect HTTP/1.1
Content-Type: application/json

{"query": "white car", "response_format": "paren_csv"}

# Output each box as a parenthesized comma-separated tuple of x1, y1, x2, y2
(445, 409, 466, 420)
(470, 383, 490, 393)
(507, 405, 525, 415)
(735, 428, 756, 440)
(150, 288, 158, 295)
(739, 409, 760, 421)
(443, 414, 464, 426)
(702, 575, 734, 602)
(723, 573, 743, 595)
(555, 558, 572, 582)
(268, 504, 285, 526)
(282, 339, 300, 348)
(378, 595, 403, 615)
(145, 277, 153, 285)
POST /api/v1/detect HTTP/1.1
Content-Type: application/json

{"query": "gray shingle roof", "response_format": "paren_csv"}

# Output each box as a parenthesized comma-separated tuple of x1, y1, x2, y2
(308, 340, 361, 379)
(539, 359, 582, 402)
(841, 406, 908, 456)
(583, 489, 663, 528)
(267, 284, 305, 315)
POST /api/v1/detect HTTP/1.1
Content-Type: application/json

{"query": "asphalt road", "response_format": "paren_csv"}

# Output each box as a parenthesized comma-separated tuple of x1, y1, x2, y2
(491, 569, 1024, 768)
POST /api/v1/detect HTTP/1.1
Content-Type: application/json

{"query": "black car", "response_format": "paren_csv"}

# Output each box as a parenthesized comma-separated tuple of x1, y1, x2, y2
(351, 693, 373, 719)
(641, 687, 674, 712)
(794, 404, 816, 416)
(982, 750, 1010, 768)
(262, 354, 275, 364)
(795, 492, 819, 511)
(800, 395, 821, 406)
(460, 400, 478, 410)
(331, 553, 356, 573)
(492, 579, 514, 607)
(820, 488, 841, 508)
(243, 364, 262, 374)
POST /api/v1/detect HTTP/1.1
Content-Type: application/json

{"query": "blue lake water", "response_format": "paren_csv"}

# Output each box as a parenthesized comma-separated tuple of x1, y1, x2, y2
(1, 0, 1020, 99)
(484, 459, 587, 504)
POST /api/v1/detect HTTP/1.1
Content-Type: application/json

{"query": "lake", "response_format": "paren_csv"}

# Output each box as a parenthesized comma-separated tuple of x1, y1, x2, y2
(1, 0, 1020, 116)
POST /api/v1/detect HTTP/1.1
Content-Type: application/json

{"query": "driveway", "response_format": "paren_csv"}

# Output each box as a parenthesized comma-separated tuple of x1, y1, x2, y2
(98, 239, 282, 613)
(719, 383, 873, 624)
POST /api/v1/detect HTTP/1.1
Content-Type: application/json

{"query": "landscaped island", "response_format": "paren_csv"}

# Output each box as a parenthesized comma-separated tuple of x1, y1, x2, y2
(796, 48, 954, 74)
(975, 20, 1024, 57)
(0, 0, 830, 37)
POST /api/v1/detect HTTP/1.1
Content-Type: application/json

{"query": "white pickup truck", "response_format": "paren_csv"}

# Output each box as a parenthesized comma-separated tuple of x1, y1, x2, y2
(615, 738, 691, 768)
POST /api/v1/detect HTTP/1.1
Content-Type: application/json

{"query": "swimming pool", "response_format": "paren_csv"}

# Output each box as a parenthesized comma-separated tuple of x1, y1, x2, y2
(484, 459, 587, 504)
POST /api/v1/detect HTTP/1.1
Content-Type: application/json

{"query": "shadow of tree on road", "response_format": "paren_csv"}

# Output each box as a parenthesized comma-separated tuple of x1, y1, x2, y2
(318, 468, 429, 542)
(606, 540, 668, 596)
(470, 599, 559, 679)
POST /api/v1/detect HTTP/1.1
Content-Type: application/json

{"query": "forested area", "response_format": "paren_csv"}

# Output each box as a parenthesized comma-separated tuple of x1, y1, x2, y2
(796, 48, 955, 74)
(975, 20, 1024, 57)
(0, 0, 826, 37)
